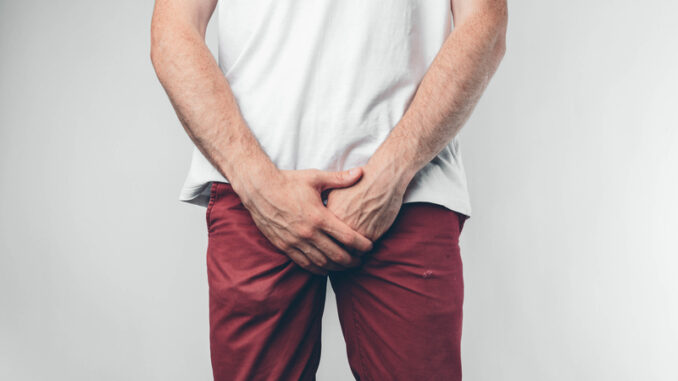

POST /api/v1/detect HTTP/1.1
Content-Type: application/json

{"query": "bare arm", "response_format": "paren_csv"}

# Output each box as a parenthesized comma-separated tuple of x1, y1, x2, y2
(150, 0, 373, 274)
(368, 0, 507, 189)
(150, 0, 274, 197)
(326, 0, 508, 241)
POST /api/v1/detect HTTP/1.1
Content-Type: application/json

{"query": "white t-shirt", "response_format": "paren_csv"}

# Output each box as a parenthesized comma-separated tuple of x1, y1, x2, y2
(179, 0, 472, 217)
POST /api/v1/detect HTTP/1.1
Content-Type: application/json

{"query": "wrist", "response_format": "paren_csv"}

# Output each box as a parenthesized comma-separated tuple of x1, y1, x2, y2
(364, 151, 419, 195)
(229, 160, 281, 205)
(366, 122, 430, 194)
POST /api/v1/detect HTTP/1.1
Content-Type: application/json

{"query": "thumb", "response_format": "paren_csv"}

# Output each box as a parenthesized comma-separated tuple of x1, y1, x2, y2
(314, 167, 363, 191)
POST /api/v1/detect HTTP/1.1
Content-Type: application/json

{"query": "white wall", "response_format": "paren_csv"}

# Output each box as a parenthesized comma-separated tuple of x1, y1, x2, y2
(1, 1, 676, 380)
(458, 2, 678, 379)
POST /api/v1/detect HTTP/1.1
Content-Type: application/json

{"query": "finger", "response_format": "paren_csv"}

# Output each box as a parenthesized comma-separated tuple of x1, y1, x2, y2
(286, 248, 328, 276)
(296, 241, 345, 271)
(318, 211, 374, 254)
(311, 230, 362, 268)
(311, 167, 363, 191)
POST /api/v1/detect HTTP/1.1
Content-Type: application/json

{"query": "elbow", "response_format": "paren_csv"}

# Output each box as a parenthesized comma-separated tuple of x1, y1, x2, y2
(149, 42, 159, 71)
(150, 46, 164, 75)
(149, 22, 162, 71)
(149, 13, 169, 72)
(463, 3, 508, 64)
(491, 5, 508, 63)
(493, 31, 506, 62)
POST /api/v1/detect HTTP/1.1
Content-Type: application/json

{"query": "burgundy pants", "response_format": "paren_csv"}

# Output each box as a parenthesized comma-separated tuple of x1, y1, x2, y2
(205, 182, 467, 381)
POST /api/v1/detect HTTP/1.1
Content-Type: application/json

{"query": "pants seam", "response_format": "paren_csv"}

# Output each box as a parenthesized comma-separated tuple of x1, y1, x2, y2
(349, 292, 370, 381)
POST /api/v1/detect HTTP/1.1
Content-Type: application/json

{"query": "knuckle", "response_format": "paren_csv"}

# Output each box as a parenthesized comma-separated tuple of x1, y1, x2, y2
(327, 250, 347, 264)
(296, 257, 311, 268)
(308, 169, 321, 181)
(341, 232, 355, 246)
(309, 213, 324, 227)
(287, 236, 302, 247)
(280, 240, 295, 252)
(297, 227, 314, 240)
(314, 256, 328, 267)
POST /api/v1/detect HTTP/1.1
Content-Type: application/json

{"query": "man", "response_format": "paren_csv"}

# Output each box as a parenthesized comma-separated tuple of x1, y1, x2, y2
(151, 0, 506, 379)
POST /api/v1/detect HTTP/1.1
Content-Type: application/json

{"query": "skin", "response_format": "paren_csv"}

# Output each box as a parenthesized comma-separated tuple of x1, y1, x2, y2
(326, 0, 508, 242)
(150, 0, 507, 274)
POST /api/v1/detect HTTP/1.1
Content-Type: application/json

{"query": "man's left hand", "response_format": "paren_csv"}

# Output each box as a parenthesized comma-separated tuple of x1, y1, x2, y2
(325, 161, 411, 246)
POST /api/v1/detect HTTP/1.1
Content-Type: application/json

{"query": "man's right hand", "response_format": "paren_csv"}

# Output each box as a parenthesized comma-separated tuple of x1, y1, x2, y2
(236, 167, 374, 275)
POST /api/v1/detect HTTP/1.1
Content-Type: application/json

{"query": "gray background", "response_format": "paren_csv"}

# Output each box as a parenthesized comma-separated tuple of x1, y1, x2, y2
(1, 1, 677, 380)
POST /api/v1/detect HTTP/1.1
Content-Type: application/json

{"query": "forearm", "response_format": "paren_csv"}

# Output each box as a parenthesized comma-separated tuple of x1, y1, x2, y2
(150, 10, 277, 198)
(366, 4, 508, 192)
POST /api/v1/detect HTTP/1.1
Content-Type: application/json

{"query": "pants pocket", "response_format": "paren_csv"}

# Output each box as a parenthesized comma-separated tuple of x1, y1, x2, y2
(206, 182, 219, 234)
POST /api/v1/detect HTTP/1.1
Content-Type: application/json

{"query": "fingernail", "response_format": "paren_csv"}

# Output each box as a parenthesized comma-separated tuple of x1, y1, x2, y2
(348, 168, 359, 176)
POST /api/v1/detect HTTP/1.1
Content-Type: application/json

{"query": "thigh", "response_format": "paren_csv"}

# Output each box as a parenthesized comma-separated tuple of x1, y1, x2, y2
(330, 202, 466, 381)
(206, 182, 327, 381)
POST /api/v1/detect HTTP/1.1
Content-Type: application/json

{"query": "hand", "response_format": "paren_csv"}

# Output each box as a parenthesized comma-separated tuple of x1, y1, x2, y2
(237, 167, 374, 275)
(325, 163, 408, 244)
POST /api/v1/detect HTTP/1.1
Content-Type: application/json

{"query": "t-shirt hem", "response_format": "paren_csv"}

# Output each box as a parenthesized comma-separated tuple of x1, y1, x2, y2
(178, 179, 471, 218)
(402, 195, 472, 219)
